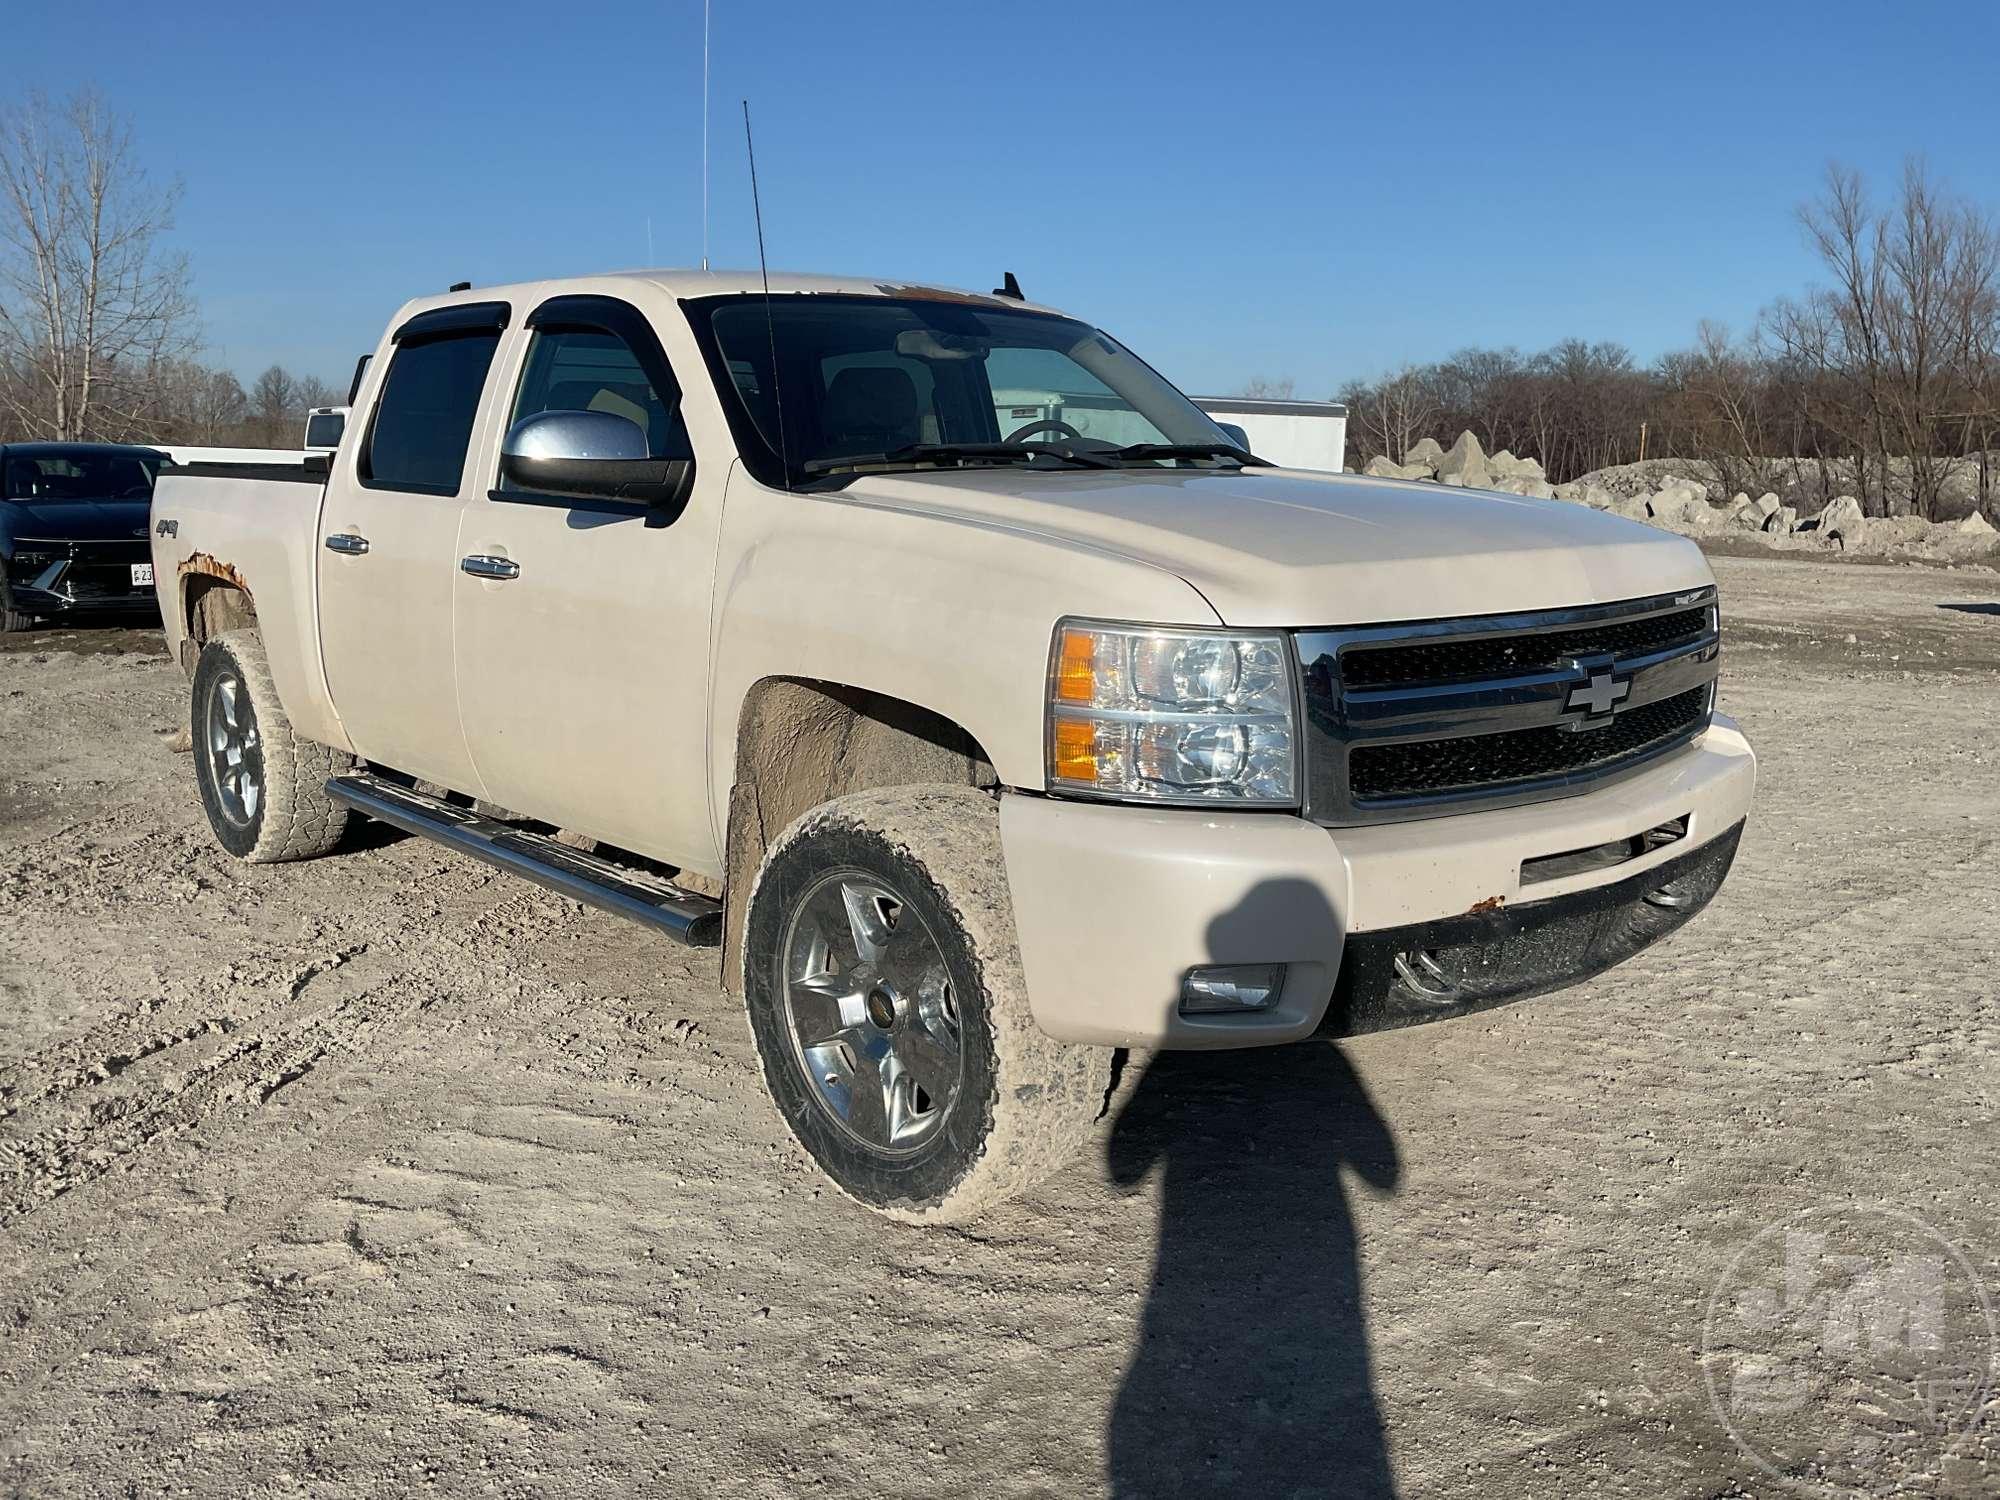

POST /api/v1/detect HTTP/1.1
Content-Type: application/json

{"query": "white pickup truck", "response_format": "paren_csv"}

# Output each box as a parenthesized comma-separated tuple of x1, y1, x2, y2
(150, 270, 1755, 1221)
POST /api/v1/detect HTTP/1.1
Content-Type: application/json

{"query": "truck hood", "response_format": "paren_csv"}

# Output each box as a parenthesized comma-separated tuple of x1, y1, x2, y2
(841, 467, 1713, 627)
(0, 497, 152, 546)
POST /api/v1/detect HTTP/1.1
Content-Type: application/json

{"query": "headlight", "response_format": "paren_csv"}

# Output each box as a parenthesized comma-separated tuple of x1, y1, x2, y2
(1046, 620, 1298, 805)
(7, 549, 59, 578)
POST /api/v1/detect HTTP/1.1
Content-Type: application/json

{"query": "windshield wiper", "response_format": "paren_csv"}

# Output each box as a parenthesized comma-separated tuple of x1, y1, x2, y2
(803, 442, 1117, 475)
(1102, 443, 1264, 466)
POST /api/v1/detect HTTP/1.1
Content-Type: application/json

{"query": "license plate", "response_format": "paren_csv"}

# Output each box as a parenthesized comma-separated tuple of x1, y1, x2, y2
(131, 563, 154, 587)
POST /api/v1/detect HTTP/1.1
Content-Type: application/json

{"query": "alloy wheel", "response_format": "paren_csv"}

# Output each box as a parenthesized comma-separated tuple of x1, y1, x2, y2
(777, 869, 963, 1156)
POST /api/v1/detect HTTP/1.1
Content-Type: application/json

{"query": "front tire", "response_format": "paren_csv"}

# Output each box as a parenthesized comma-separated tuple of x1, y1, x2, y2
(743, 785, 1110, 1223)
(0, 565, 33, 632)
(191, 630, 352, 862)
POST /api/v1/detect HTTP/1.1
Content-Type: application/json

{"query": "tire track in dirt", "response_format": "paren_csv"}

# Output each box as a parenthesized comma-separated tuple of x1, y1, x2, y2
(0, 943, 377, 1223)
(0, 868, 656, 1455)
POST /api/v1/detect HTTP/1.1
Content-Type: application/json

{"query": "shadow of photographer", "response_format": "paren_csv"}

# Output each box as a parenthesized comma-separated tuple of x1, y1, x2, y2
(1105, 878, 1401, 1498)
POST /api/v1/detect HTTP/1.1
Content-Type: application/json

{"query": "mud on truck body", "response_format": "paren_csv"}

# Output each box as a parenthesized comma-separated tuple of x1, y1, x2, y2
(149, 270, 1756, 1221)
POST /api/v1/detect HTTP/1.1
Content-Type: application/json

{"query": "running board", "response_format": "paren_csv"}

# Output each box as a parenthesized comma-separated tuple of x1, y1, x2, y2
(326, 772, 723, 947)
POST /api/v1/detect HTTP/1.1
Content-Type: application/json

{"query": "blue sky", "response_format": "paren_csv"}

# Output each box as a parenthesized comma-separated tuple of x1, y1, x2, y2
(11, 0, 1996, 397)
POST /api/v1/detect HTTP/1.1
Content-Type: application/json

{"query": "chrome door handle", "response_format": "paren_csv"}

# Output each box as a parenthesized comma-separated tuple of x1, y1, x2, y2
(324, 532, 370, 555)
(460, 554, 521, 580)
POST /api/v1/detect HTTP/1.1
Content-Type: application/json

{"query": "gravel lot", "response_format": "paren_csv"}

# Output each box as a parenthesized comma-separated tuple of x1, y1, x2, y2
(2, 553, 1996, 1498)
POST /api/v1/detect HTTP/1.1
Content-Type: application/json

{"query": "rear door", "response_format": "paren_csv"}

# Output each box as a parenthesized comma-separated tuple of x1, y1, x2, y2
(450, 294, 724, 870)
(317, 301, 510, 792)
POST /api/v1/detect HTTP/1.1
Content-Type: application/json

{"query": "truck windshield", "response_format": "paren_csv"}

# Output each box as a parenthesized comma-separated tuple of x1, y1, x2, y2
(692, 294, 1243, 485)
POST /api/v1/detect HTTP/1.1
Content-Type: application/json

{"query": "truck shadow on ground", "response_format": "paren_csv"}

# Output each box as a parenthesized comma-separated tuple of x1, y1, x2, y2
(1104, 880, 1401, 1499)
(1938, 602, 2000, 616)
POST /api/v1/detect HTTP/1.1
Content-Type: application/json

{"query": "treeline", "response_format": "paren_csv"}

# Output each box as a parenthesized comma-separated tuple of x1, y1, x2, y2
(91, 360, 349, 449)
(1331, 162, 2000, 522)
(0, 88, 340, 451)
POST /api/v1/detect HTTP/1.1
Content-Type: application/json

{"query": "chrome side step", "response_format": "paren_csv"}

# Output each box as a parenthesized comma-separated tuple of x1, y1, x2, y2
(326, 772, 723, 947)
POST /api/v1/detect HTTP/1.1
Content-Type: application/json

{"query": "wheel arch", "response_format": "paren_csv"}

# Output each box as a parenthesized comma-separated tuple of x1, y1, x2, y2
(178, 557, 258, 676)
(720, 675, 999, 992)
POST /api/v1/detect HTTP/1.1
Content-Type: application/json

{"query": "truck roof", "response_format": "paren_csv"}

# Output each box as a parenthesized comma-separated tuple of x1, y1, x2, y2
(392, 269, 1070, 325)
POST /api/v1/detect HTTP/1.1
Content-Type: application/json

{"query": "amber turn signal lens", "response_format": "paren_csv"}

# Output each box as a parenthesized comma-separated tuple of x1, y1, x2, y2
(1055, 628, 1096, 703)
(1052, 717, 1097, 781)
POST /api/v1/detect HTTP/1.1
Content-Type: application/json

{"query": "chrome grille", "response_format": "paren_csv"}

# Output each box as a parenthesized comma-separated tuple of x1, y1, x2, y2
(16, 536, 151, 565)
(1338, 605, 1712, 690)
(1348, 686, 1710, 801)
(1296, 589, 1720, 825)
(11, 537, 154, 606)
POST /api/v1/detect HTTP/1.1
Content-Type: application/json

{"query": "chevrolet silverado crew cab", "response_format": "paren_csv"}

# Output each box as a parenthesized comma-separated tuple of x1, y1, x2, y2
(150, 270, 1756, 1221)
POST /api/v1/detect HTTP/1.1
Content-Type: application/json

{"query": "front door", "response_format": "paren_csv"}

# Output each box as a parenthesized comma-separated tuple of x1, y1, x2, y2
(451, 295, 723, 872)
(317, 301, 510, 794)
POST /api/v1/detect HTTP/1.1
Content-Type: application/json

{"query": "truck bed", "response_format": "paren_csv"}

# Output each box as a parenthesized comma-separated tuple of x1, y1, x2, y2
(150, 458, 344, 750)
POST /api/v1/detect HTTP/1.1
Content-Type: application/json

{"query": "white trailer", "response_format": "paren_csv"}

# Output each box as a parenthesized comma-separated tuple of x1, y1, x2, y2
(1193, 397, 1348, 472)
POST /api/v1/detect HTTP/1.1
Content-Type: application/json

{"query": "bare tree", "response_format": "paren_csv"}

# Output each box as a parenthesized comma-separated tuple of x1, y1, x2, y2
(1237, 376, 1296, 399)
(1788, 160, 2000, 518)
(145, 359, 246, 443)
(1338, 365, 1437, 465)
(296, 373, 341, 410)
(1670, 320, 1781, 498)
(0, 88, 195, 441)
(1431, 346, 1526, 451)
(249, 364, 300, 444)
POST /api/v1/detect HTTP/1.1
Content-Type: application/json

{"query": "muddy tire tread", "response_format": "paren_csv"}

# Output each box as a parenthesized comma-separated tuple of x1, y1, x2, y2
(745, 784, 1110, 1225)
(195, 629, 351, 863)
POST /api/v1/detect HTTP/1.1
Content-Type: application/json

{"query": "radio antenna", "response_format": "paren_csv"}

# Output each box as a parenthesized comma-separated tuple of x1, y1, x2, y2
(700, 0, 711, 270)
(744, 99, 790, 489)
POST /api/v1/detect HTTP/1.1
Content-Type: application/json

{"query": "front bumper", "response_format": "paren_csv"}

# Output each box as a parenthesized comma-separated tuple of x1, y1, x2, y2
(1321, 820, 1740, 1036)
(12, 583, 159, 615)
(8, 544, 159, 616)
(999, 713, 1756, 1048)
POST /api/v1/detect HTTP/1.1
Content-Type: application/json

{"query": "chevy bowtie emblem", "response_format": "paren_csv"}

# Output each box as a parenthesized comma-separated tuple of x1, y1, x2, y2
(1561, 656, 1631, 727)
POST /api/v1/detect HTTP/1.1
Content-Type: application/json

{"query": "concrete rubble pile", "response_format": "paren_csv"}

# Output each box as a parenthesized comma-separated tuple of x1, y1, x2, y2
(1360, 430, 2000, 565)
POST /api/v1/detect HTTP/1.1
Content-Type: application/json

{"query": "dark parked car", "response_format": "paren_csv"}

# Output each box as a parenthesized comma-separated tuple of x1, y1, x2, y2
(0, 442, 167, 631)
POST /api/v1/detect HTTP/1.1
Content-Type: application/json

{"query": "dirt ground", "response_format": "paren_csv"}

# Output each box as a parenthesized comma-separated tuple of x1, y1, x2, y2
(2, 556, 1996, 1499)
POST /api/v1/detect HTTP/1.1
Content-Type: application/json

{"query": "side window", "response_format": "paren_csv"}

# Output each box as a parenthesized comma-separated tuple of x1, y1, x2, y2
(502, 326, 690, 487)
(360, 330, 502, 494)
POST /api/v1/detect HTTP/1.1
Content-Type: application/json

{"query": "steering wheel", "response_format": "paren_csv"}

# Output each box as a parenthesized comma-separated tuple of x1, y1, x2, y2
(1004, 418, 1087, 445)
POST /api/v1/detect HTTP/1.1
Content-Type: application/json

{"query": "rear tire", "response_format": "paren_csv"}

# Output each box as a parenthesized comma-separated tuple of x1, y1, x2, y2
(743, 784, 1110, 1223)
(192, 629, 352, 862)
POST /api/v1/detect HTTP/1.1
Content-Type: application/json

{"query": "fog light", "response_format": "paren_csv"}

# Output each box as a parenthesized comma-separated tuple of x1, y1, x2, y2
(1179, 964, 1286, 1015)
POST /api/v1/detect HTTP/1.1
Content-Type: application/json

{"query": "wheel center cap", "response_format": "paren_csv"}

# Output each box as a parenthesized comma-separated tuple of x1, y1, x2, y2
(865, 986, 897, 1029)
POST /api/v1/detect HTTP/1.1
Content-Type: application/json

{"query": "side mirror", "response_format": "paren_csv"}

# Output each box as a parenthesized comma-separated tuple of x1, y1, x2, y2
(499, 409, 694, 507)
(1216, 422, 1252, 452)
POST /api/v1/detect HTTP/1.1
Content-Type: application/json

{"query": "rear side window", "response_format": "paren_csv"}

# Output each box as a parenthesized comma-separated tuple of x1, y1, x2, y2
(361, 332, 501, 494)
